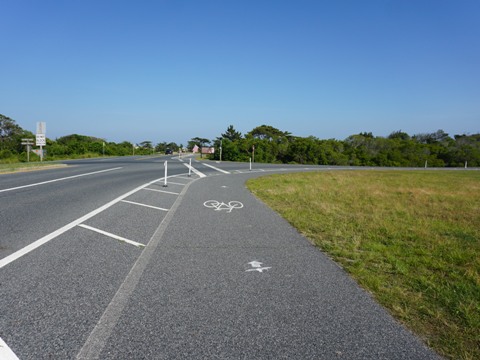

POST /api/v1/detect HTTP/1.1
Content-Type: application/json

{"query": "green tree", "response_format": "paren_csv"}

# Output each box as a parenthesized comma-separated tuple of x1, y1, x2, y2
(0, 114, 27, 153)
(221, 125, 242, 142)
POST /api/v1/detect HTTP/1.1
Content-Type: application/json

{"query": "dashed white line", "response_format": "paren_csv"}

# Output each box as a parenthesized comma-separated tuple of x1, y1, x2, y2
(78, 224, 145, 248)
(120, 200, 169, 211)
(0, 167, 123, 193)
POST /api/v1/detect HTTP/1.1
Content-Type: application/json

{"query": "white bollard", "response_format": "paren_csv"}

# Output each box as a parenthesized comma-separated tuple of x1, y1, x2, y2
(163, 161, 168, 187)
(188, 158, 192, 177)
(465, 161, 468, 169)
(249, 157, 252, 171)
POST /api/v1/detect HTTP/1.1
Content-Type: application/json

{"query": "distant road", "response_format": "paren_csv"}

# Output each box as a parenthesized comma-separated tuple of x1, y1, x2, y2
(1, 157, 441, 359)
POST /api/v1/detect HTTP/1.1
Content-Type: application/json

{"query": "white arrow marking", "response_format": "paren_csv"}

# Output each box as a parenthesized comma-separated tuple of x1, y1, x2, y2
(246, 267, 272, 273)
(248, 261, 263, 268)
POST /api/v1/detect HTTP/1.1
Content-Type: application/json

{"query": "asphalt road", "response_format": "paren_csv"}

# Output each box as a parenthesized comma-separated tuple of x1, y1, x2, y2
(0, 156, 441, 359)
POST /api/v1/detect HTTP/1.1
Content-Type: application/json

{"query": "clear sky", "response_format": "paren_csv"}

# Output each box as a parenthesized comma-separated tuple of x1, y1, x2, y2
(1, 0, 479, 145)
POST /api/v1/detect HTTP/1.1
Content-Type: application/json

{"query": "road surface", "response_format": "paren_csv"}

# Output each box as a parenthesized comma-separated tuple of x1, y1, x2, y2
(0, 156, 441, 359)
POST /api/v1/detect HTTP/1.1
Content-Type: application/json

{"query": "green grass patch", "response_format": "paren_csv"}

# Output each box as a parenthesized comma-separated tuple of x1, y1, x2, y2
(247, 170, 480, 360)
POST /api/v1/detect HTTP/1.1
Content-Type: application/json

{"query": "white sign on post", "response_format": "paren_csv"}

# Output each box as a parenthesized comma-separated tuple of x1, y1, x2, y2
(36, 122, 46, 135)
(36, 134, 46, 146)
(36, 122, 46, 161)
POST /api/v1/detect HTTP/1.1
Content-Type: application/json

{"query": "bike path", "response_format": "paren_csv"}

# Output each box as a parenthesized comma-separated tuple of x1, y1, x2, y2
(79, 170, 440, 359)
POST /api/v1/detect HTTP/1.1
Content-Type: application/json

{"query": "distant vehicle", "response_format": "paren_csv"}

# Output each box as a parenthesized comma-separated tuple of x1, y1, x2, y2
(165, 149, 173, 155)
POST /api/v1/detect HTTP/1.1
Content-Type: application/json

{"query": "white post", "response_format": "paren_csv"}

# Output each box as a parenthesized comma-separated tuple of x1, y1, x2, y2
(220, 139, 222, 162)
(188, 158, 192, 177)
(465, 161, 467, 169)
(249, 157, 252, 171)
(424, 160, 427, 169)
(163, 161, 168, 187)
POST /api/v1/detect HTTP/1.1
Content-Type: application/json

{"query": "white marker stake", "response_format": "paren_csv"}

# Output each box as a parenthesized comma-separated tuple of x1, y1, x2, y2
(465, 161, 468, 169)
(163, 161, 168, 187)
(249, 157, 252, 171)
(188, 158, 192, 177)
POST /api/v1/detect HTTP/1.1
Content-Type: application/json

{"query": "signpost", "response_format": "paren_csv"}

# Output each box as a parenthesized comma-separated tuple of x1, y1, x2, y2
(21, 138, 34, 162)
(36, 122, 46, 161)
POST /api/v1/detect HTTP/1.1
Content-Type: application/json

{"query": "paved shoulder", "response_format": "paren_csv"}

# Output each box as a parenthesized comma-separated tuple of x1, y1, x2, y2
(95, 172, 441, 359)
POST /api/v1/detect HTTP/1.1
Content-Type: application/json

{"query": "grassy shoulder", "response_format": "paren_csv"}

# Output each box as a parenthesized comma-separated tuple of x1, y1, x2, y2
(0, 162, 68, 174)
(246, 170, 480, 360)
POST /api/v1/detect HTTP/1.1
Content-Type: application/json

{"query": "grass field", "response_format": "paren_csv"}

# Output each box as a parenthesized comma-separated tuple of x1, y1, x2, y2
(246, 170, 479, 360)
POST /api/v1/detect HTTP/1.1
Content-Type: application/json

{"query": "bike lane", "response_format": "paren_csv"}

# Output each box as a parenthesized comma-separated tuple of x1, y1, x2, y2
(81, 171, 441, 359)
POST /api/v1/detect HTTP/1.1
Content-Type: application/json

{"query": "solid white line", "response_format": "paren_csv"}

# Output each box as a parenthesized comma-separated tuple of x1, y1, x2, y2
(182, 163, 207, 178)
(120, 200, 169, 211)
(201, 162, 230, 174)
(0, 167, 123, 193)
(0, 337, 20, 360)
(78, 224, 145, 248)
(143, 188, 180, 195)
(0, 177, 164, 269)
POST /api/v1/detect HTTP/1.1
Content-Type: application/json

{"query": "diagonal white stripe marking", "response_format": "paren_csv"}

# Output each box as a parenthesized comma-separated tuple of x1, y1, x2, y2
(182, 163, 207, 178)
(120, 200, 169, 211)
(201, 162, 230, 174)
(0, 337, 20, 360)
(143, 188, 180, 195)
(0, 167, 122, 193)
(166, 181, 188, 186)
(0, 177, 164, 269)
(78, 224, 145, 248)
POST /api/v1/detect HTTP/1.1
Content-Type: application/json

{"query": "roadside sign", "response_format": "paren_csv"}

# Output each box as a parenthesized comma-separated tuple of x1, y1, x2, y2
(36, 134, 46, 146)
(21, 138, 34, 145)
(36, 122, 46, 135)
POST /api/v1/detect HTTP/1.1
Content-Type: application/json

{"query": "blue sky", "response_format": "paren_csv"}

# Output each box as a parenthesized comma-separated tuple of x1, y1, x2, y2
(1, 0, 479, 145)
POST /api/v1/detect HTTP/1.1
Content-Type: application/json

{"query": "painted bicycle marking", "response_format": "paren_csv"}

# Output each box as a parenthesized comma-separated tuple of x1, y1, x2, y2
(203, 200, 244, 213)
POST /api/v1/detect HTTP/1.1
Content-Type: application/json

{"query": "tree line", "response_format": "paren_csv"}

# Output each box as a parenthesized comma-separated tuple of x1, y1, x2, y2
(0, 114, 182, 162)
(197, 125, 480, 167)
(2, 114, 479, 167)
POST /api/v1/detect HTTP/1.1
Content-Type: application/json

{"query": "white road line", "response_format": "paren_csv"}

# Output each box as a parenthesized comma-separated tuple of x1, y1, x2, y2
(76, 177, 196, 359)
(0, 337, 20, 360)
(201, 162, 230, 174)
(167, 181, 188, 186)
(0, 177, 164, 269)
(120, 200, 169, 211)
(182, 163, 207, 178)
(0, 167, 123, 193)
(143, 188, 180, 195)
(78, 224, 145, 248)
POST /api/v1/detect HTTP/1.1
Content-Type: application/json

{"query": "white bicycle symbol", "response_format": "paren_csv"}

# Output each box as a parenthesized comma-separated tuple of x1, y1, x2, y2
(203, 200, 244, 213)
